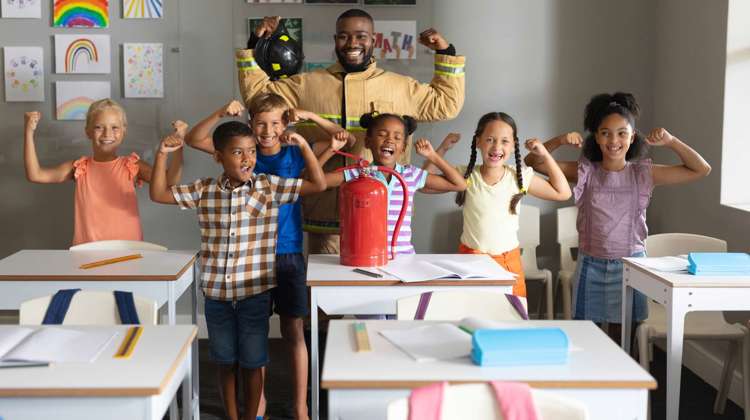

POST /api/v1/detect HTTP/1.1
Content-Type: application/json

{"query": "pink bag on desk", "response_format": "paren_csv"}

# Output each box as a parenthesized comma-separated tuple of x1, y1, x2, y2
(408, 381, 539, 420)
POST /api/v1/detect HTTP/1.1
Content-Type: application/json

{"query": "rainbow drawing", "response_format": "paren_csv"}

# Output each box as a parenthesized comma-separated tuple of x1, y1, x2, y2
(65, 38, 98, 73)
(123, 0, 162, 19)
(53, 0, 109, 28)
(56, 96, 93, 120)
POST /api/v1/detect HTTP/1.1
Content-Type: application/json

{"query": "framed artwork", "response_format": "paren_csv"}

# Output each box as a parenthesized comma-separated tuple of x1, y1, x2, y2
(54, 34, 111, 74)
(1, 0, 41, 18)
(53, 0, 109, 28)
(4, 47, 44, 102)
(55, 81, 110, 120)
(123, 0, 162, 19)
(123, 43, 164, 98)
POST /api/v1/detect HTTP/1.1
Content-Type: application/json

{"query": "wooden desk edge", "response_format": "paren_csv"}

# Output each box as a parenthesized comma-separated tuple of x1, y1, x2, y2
(322, 379, 657, 390)
(624, 259, 750, 289)
(307, 279, 516, 287)
(0, 326, 198, 398)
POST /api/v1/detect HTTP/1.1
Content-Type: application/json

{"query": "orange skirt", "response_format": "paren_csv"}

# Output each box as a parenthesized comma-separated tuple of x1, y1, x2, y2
(458, 243, 526, 297)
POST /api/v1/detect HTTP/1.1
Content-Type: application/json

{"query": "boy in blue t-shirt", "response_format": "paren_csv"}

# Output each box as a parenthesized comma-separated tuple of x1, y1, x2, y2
(185, 94, 350, 420)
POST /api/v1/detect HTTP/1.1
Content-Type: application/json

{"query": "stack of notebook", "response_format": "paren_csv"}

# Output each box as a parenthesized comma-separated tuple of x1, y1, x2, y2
(688, 252, 750, 276)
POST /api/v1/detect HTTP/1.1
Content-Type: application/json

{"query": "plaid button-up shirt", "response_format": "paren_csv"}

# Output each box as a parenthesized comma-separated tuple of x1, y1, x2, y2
(172, 173, 302, 301)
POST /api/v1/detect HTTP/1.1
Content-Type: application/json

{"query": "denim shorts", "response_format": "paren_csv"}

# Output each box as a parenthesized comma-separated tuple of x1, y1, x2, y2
(572, 251, 648, 323)
(204, 291, 271, 369)
(271, 253, 309, 317)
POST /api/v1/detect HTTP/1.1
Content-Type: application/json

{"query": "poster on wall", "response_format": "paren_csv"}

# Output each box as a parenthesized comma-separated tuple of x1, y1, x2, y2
(55, 81, 110, 120)
(123, 0, 163, 19)
(4, 47, 44, 102)
(373, 20, 416, 60)
(123, 43, 164, 98)
(1, 0, 41, 18)
(304, 0, 358, 4)
(53, 0, 109, 28)
(248, 17, 303, 49)
(54, 34, 111, 74)
(365, 0, 415, 4)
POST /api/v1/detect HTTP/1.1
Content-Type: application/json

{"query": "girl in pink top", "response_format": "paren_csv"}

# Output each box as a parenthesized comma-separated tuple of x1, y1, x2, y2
(525, 92, 711, 344)
(23, 99, 185, 246)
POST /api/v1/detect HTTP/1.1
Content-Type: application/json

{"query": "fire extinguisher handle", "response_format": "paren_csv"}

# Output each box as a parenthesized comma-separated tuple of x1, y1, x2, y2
(375, 165, 409, 261)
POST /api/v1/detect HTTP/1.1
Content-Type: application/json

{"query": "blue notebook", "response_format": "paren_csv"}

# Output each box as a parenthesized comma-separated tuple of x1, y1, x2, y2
(688, 253, 750, 276)
(470, 328, 568, 366)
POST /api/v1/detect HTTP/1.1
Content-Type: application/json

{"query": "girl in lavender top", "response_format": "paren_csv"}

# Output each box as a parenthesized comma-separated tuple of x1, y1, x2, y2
(525, 92, 711, 343)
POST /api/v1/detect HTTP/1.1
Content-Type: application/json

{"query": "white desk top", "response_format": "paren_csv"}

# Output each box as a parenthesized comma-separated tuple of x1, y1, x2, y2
(0, 325, 197, 397)
(0, 250, 197, 281)
(624, 257, 750, 288)
(321, 320, 656, 390)
(307, 254, 516, 286)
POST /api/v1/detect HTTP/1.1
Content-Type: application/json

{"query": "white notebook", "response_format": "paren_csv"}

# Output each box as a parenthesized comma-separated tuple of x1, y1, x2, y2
(380, 256, 517, 283)
(0, 327, 118, 367)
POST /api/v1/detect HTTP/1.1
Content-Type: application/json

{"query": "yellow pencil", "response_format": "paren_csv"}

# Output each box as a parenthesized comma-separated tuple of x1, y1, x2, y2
(114, 326, 143, 359)
(79, 253, 143, 269)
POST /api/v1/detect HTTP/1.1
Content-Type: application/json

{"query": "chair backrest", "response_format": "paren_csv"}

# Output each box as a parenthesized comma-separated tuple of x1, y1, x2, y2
(644, 233, 727, 257)
(69, 240, 167, 251)
(387, 383, 588, 420)
(19, 290, 158, 325)
(556, 206, 579, 273)
(396, 290, 528, 321)
(518, 204, 542, 271)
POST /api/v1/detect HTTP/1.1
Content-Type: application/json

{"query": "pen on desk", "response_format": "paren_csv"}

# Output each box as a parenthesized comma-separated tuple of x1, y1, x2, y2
(353, 268, 383, 278)
(0, 362, 50, 369)
(79, 254, 143, 270)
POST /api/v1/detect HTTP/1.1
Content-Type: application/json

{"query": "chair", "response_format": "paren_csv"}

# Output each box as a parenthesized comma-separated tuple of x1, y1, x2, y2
(556, 206, 578, 320)
(396, 290, 528, 321)
(19, 290, 158, 325)
(638, 233, 748, 415)
(387, 383, 588, 420)
(518, 204, 553, 319)
(69, 240, 167, 251)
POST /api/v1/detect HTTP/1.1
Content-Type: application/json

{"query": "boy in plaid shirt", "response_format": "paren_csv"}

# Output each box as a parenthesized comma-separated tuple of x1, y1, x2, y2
(150, 121, 326, 420)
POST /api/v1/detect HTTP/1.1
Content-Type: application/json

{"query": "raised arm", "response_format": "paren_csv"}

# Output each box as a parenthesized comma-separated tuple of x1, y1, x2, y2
(149, 134, 184, 204)
(185, 101, 244, 154)
(524, 139, 572, 201)
(23, 112, 75, 184)
(138, 120, 187, 185)
(647, 128, 711, 186)
(415, 138, 466, 192)
(523, 132, 580, 183)
(289, 109, 357, 157)
(280, 132, 326, 196)
(422, 132, 461, 174)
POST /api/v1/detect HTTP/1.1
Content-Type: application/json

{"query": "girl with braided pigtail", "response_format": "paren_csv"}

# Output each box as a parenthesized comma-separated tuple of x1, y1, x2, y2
(425, 112, 571, 297)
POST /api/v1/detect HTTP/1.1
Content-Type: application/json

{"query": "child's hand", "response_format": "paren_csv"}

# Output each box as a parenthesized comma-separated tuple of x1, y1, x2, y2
(280, 131, 308, 148)
(329, 131, 349, 152)
(287, 109, 313, 123)
(558, 132, 583, 148)
(525, 138, 550, 157)
(255, 16, 280, 38)
(415, 138, 436, 158)
(24, 111, 41, 133)
(171, 120, 188, 138)
(438, 133, 461, 153)
(646, 127, 675, 147)
(160, 135, 184, 154)
(419, 28, 450, 51)
(221, 100, 245, 118)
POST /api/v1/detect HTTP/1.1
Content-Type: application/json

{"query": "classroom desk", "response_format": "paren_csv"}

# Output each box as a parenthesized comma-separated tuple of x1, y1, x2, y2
(0, 249, 201, 419)
(0, 325, 197, 420)
(306, 253, 516, 420)
(621, 258, 750, 420)
(322, 320, 656, 420)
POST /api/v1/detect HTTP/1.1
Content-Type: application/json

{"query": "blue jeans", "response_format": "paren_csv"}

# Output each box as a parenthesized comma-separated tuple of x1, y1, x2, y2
(204, 292, 271, 369)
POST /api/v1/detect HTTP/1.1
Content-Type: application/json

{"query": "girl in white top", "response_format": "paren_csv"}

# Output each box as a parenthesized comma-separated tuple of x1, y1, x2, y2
(427, 112, 571, 296)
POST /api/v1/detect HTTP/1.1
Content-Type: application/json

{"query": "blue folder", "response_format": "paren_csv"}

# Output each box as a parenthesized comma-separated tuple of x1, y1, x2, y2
(687, 253, 750, 276)
(470, 328, 568, 366)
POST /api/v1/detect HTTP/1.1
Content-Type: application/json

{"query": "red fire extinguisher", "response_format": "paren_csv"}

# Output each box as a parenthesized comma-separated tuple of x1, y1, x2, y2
(336, 150, 409, 267)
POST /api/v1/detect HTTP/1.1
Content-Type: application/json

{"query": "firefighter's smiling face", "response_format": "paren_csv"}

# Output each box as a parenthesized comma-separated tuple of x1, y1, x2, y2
(366, 116, 407, 168)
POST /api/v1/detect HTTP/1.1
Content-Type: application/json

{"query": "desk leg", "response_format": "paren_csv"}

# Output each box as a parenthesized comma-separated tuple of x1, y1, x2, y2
(192, 261, 201, 420)
(311, 287, 320, 420)
(665, 291, 686, 420)
(183, 346, 193, 420)
(622, 277, 634, 354)
(168, 282, 177, 326)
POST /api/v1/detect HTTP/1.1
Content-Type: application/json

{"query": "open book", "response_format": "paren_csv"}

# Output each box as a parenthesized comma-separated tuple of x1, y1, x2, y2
(0, 327, 117, 367)
(379, 256, 517, 283)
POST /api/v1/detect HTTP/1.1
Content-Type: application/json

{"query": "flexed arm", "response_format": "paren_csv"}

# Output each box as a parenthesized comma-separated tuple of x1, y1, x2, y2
(23, 112, 74, 184)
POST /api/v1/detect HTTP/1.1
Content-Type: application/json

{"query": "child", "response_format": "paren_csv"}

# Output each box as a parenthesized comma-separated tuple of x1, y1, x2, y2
(23, 99, 184, 246)
(321, 112, 467, 255)
(184, 94, 346, 420)
(426, 113, 572, 297)
(524, 92, 711, 342)
(151, 120, 326, 420)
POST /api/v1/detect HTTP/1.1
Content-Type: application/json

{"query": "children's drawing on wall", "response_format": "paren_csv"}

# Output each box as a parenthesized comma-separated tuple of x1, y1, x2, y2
(55, 81, 110, 120)
(1, 0, 41, 18)
(4, 47, 44, 102)
(53, 0, 109, 28)
(248, 17, 303, 49)
(373, 20, 416, 60)
(304, 61, 334, 72)
(124, 43, 164, 98)
(123, 0, 162, 19)
(54, 34, 111, 74)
